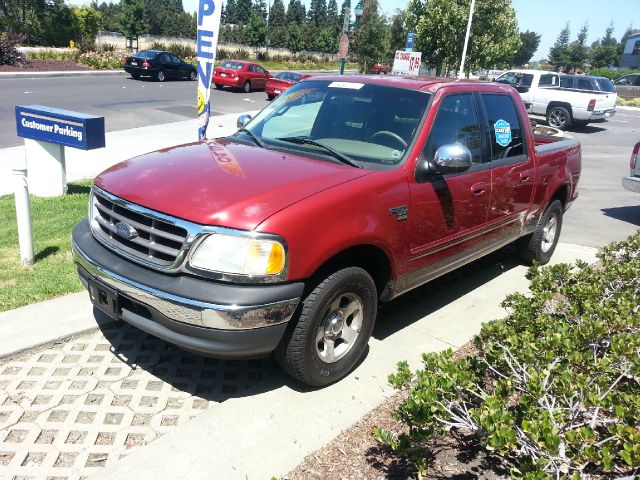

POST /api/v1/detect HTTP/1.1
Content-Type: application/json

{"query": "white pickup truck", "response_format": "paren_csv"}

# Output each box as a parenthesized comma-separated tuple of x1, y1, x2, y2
(496, 69, 617, 130)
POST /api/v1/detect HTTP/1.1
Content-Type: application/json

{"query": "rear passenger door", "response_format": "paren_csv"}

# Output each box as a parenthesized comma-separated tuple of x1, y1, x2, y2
(478, 93, 535, 240)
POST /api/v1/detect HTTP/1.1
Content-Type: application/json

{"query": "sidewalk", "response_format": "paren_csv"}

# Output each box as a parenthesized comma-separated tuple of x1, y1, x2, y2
(0, 110, 258, 196)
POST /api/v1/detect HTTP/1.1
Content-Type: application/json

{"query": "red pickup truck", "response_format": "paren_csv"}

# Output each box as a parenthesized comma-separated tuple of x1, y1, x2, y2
(72, 76, 581, 386)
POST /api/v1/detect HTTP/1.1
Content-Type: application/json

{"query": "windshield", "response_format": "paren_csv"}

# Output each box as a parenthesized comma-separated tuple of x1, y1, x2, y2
(237, 80, 431, 168)
(220, 61, 245, 70)
(496, 72, 534, 87)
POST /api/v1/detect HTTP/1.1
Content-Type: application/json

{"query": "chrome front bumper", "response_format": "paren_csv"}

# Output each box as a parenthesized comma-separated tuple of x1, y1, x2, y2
(72, 231, 300, 332)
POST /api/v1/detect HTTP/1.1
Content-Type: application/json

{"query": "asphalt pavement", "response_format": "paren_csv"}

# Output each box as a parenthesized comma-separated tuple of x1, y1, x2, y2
(0, 73, 272, 148)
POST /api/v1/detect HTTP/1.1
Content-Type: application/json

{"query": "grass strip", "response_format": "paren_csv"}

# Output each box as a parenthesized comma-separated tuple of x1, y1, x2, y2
(0, 181, 91, 312)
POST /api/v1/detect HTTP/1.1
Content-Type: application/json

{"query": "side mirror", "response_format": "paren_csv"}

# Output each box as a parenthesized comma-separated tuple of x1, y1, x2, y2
(434, 144, 473, 173)
(415, 144, 473, 183)
(515, 85, 530, 94)
(237, 114, 252, 129)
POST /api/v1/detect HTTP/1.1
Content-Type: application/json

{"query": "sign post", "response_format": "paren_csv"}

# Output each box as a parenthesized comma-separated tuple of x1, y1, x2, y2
(196, 0, 223, 141)
(338, 34, 349, 75)
(14, 104, 105, 265)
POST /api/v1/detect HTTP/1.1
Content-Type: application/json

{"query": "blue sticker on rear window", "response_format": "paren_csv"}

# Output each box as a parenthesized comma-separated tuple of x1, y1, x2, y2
(494, 119, 512, 147)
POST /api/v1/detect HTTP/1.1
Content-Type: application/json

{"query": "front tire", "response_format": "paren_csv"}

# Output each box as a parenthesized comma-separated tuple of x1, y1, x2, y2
(516, 200, 563, 265)
(156, 70, 166, 82)
(267, 93, 275, 100)
(243, 81, 251, 93)
(215, 83, 223, 90)
(275, 267, 377, 387)
(546, 106, 572, 130)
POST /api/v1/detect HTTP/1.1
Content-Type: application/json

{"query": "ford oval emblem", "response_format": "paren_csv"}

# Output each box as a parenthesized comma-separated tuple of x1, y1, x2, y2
(115, 222, 138, 240)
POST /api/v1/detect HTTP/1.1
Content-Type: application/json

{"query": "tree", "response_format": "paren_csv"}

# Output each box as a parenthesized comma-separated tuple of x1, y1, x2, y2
(387, 10, 406, 59)
(301, 22, 318, 51)
(119, 0, 146, 49)
(512, 30, 540, 67)
(72, 6, 101, 49)
(548, 22, 571, 71)
(246, 10, 267, 50)
(96, 1, 122, 32)
(0, 0, 74, 46)
(308, 0, 327, 28)
(287, 23, 304, 53)
(568, 23, 588, 72)
(269, 26, 288, 47)
(225, 0, 237, 24)
(285, 0, 305, 25)
(591, 23, 618, 68)
(317, 26, 336, 55)
(412, 0, 520, 76)
(252, 0, 268, 21)
(269, 0, 286, 27)
(350, 0, 388, 72)
(235, 0, 252, 23)
(327, 0, 339, 35)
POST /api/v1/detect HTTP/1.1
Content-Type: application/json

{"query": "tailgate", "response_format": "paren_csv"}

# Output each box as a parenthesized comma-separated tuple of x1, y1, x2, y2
(595, 92, 617, 111)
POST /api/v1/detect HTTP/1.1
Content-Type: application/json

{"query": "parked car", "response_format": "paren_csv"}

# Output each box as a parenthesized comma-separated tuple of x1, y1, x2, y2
(622, 141, 640, 193)
(496, 69, 617, 130)
(213, 60, 271, 93)
(72, 76, 582, 387)
(560, 74, 616, 94)
(265, 71, 311, 100)
(613, 73, 640, 100)
(123, 50, 197, 82)
(372, 63, 390, 74)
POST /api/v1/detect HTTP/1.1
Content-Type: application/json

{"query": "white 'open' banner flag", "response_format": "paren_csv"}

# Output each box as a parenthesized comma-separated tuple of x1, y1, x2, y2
(196, 0, 222, 141)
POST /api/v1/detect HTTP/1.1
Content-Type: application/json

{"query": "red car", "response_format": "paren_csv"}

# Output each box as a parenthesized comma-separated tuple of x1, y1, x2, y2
(265, 71, 311, 100)
(213, 60, 271, 93)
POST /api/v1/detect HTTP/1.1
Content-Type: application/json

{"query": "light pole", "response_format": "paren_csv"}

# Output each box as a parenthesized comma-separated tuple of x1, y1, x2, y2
(266, 0, 271, 56)
(458, 0, 475, 79)
(338, 1, 364, 75)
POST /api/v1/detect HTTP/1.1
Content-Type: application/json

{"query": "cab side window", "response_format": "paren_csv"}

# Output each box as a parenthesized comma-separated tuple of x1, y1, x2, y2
(480, 94, 525, 161)
(539, 74, 558, 87)
(422, 94, 484, 165)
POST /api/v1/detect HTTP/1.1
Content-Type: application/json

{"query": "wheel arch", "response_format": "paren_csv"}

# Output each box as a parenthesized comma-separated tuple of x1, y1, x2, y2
(306, 244, 393, 301)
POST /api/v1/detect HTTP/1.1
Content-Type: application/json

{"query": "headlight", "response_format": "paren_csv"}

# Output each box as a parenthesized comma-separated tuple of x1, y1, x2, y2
(189, 233, 286, 278)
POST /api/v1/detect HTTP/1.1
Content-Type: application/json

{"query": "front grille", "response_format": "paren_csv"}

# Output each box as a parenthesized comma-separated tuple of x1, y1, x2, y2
(91, 189, 189, 268)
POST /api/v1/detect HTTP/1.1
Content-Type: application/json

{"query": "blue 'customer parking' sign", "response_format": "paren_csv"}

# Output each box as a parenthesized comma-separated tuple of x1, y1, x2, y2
(15, 105, 105, 150)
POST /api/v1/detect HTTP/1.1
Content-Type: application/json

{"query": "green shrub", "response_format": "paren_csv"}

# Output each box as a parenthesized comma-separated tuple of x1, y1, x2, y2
(377, 232, 640, 479)
(26, 50, 79, 61)
(77, 49, 127, 69)
(588, 67, 640, 80)
(0, 33, 27, 66)
(618, 97, 640, 107)
(166, 42, 196, 58)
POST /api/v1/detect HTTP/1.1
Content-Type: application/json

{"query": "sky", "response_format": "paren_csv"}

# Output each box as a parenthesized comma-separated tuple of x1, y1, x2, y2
(69, 0, 639, 61)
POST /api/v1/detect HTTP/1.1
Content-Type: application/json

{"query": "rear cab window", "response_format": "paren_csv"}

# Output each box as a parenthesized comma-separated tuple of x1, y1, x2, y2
(538, 74, 559, 87)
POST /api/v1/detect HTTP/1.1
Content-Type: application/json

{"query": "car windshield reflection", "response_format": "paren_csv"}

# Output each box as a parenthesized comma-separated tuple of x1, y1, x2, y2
(239, 80, 431, 168)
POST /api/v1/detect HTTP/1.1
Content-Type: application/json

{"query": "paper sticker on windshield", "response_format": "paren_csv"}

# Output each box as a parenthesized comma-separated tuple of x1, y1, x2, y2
(328, 82, 364, 90)
(494, 119, 512, 147)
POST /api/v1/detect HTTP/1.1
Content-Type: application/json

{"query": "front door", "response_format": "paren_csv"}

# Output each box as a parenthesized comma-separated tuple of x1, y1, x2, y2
(406, 92, 492, 288)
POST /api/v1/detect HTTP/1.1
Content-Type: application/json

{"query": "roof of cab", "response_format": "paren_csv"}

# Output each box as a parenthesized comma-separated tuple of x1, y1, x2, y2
(299, 74, 511, 93)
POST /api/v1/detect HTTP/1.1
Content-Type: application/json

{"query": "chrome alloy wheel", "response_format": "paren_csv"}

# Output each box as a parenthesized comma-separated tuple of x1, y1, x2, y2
(548, 109, 567, 128)
(315, 292, 363, 363)
(541, 215, 558, 253)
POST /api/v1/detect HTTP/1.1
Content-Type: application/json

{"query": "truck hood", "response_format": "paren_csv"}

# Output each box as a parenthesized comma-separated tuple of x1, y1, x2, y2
(94, 139, 371, 231)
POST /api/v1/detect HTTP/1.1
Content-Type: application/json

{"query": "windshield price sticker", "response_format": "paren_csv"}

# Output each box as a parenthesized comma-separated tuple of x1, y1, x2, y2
(494, 119, 512, 147)
(328, 82, 364, 90)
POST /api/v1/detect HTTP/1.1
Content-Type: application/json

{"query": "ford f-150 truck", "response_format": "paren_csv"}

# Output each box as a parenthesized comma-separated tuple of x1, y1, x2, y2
(72, 76, 582, 386)
(496, 69, 617, 130)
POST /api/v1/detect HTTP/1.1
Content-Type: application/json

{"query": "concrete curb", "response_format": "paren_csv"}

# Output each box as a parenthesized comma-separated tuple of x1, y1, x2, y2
(0, 69, 126, 79)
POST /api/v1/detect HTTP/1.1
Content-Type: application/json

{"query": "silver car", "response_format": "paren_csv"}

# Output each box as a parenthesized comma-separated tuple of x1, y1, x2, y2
(622, 141, 640, 193)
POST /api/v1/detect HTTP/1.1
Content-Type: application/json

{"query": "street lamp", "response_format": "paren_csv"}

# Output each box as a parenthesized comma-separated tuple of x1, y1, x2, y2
(353, 1, 363, 27)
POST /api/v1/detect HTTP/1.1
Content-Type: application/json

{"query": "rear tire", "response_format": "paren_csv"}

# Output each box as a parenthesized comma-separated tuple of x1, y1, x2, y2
(275, 267, 377, 387)
(546, 106, 572, 130)
(516, 200, 563, 265)
(243, 81, 251, 93)
(188, 69, 197, 81)
(131, 73, 140, 80)
(156, 70, 166, 82)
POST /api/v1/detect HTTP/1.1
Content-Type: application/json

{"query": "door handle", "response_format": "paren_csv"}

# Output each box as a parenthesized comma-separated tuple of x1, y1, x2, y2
(470, 182, 488, 197)
(520, 173, 532, 183)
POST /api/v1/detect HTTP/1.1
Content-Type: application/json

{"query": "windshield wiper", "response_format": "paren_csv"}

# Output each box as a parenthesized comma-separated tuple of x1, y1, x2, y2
(276, 136, 362, 168)
(237, 128, 266, 148)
